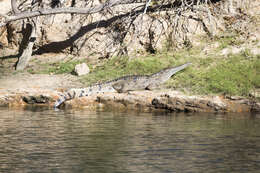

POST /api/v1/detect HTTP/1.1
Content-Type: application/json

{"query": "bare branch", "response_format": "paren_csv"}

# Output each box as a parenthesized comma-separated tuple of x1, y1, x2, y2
(0, 0, 132, 27)
(143, 0, 152, 14)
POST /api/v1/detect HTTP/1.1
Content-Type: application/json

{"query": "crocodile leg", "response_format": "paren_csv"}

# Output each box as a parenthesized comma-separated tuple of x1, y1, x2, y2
(145, 84, 160, 90)
(112, 82, 125, 93)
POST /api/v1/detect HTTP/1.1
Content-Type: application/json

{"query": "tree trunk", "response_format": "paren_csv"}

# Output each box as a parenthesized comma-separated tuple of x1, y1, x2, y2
(15, 20, 36, 70)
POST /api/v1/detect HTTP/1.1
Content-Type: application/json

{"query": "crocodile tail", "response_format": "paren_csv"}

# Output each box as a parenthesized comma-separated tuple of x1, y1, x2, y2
(54, 89, 77, 108)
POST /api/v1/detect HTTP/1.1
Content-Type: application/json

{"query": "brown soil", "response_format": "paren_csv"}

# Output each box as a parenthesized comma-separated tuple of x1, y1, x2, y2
(0, 73, 82, 92)
(0, 52, 84, 93)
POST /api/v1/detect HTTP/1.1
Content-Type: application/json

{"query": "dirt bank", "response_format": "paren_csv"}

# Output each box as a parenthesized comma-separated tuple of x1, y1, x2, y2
(0, 73, 259, 113)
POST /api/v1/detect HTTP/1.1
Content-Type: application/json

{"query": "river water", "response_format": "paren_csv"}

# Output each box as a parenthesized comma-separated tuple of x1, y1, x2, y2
(0, 107, 259, 173)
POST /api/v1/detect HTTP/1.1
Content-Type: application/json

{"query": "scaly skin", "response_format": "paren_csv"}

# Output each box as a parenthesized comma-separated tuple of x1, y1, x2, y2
(54, 62, 191, 108)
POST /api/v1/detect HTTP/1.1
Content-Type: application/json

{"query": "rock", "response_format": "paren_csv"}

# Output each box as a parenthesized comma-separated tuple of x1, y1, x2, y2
(74, 63, 90, 76)
(0, 0, 11, 15)
(212, 96, 226, 108)
(226, 95, 244, 100)
(252, 102, 260, 113)
(0, 27, 8, 47)
(22, 95, 51, 104)
(0, 0, 241, 59)
(0, 89, 260, 112)
(44, 26, 69, 43)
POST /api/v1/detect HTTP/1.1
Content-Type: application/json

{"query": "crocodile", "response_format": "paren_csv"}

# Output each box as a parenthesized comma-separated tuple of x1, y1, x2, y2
(54, 62, 191, 108)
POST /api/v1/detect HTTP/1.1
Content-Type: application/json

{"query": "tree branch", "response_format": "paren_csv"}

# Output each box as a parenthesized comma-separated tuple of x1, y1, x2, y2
(143, 0, 152, 14)
(0, 0, 131, 27)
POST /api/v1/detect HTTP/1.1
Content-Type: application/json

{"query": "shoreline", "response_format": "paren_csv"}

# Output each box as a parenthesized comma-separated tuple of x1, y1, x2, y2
(1, 88, 259, 113)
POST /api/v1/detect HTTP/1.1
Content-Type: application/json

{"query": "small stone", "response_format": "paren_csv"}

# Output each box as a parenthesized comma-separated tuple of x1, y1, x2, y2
(226, 95, 244, 100)
(74, 63, 90, 76)
(212, 96, 226, 108)
(22, 95, 50, 104)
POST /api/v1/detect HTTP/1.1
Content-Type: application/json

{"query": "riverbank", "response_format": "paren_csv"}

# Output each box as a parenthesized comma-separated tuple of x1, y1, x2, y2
(1, 0, 259, 113)
(0, 73, 259, 112)
(0, 43, 259, 113)
(1, 25, 259, 113)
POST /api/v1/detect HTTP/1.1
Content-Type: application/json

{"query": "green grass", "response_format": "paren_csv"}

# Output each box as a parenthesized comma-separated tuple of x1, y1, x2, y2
(47, 61, 81, 74)
(218, 35, 242, 49)
(26, 44, 259, 97)
(27, 59, 86, 74)
(76, 48, 260, 97)
(80, 48, 259, 97)
(205, 55, 260, 95)
(79, 51, 193, 85)
(167, 52, 259, 96)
